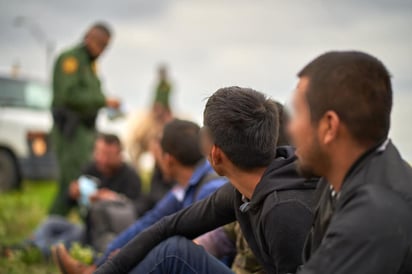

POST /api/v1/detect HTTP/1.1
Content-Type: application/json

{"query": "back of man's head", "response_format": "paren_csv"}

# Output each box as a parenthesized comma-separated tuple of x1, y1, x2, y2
(204, 87, 279, 170)
(298, 51, 392, 146)
(161, 119, 203, 167)
(274, 101, 290, 146)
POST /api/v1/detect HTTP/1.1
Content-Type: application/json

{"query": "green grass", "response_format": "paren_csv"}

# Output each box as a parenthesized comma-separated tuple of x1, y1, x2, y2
(0, 180, 59, 273)
(0, 171, 152, 273)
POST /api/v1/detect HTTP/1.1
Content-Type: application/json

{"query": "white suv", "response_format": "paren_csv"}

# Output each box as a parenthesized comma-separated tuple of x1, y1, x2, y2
(0, 76, 58, 191)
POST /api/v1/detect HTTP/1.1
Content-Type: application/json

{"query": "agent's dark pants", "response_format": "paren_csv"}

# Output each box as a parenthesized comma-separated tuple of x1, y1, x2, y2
(129, 236, 235, 274)
(49, 125, 95, 216)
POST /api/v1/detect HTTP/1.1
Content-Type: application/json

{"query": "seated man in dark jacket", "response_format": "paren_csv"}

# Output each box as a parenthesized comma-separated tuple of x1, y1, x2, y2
(289, 51, 412, 274)
(94, 87, 318, 274)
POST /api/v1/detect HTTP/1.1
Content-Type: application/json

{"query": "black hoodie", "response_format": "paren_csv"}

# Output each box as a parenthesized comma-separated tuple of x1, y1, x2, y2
(96, 146, 318, 274)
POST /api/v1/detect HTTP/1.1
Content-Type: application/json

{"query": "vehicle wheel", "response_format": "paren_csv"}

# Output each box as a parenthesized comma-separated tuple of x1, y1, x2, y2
(0, 149, 20, 192)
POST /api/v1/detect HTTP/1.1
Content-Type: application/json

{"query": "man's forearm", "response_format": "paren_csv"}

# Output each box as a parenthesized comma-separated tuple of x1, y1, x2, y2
(95, 183, 237, 274)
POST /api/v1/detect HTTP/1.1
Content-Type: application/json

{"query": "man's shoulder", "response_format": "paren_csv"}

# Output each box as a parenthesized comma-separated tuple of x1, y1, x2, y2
(261, 189, 314, 221)
(198, 171, 227, 188)
(82, 162, 100, 176)
(195, 174, 227, 197)
(360, 141, 412, 191)
(59, 45, 84, 57)
(342, 141, 412, 214)
(335, 184, 412, 237)
(120, 163, 139, 174)
(260, 178, 317, 213)
(56, 45, 87, 66)
(201, 177, 227, 190)
(54, 45, 88, 77)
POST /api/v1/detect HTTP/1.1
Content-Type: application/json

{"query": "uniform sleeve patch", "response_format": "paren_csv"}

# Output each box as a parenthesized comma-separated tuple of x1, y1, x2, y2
(62, 56, 78, 74)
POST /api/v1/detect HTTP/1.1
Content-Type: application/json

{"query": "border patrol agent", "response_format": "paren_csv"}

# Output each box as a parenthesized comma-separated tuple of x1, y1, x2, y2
(153, 65, 172, 116)
(50, 23, 119, 216)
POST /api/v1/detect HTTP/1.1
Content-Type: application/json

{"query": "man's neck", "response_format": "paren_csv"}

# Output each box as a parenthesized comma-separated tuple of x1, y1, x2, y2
(174, 166, 196, 188)
(325, 144, 369, 193)
(226, 166, 267, 199)
(100, 163, 122, 178)
(81, 43, 96, 61)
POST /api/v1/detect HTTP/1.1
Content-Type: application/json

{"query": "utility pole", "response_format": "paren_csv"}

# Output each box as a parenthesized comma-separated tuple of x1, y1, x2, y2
(13, 16, 55, 77)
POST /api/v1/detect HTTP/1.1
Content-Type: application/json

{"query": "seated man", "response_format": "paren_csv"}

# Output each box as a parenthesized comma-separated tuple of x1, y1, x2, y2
(92, 87, 318, 274)
(28, 133, 142, 256)
(53, 119, 228, 274)
(193, 101, 291, 274)
(133, 164, 174, 217)
(288, 51, 412, 273)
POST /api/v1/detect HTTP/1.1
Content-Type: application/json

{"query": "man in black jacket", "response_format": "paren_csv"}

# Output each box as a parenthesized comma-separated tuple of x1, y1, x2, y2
(95, 87, 318, 274)
(289, 51, 412, 273)
(21, 133, 141, 257)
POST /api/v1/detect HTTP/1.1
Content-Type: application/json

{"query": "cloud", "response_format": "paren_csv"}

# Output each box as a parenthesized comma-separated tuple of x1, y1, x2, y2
(1, 0, 411, 159)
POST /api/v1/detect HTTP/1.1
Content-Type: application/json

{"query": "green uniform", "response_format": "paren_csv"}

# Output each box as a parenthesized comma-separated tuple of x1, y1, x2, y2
(49, 44, 106, 216)
(154, 79, 171, 110)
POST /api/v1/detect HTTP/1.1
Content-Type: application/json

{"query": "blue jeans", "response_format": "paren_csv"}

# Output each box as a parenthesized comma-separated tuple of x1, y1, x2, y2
(31, 215, 84, 257)
(130, 236, 235, 274)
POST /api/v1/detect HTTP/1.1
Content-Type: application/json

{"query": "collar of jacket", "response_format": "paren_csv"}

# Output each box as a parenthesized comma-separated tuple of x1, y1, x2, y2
(248, 146, 318, 210)
(340, 138, 390, 193)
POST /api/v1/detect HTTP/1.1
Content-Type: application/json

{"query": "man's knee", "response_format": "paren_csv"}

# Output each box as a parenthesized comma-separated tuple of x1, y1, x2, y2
(133, 237, 208, 274)
(156, 236, 194, 257)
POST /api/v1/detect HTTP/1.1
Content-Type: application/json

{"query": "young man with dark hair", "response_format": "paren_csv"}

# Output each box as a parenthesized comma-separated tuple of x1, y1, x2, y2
(97, 132, 121, 146)
(94, 87, 318, 274)
(193, 101, 291, 274)
(53, 119, 227, 274)
(71, 133, 140, 205)
(288, 51, 412, 273)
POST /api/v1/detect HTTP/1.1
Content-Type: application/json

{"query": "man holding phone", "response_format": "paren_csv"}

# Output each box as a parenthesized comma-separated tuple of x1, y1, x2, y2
(25, 133, 142, 256)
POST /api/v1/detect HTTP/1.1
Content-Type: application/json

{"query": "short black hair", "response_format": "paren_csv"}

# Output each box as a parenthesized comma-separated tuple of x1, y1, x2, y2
(97, 133, 121, 148)
(161, 119, 203, 167)
(204, 87, 279, 170)
(274, 101, 290, 146)
(298, 51, 392, 145)
(91, 22, 112, 37)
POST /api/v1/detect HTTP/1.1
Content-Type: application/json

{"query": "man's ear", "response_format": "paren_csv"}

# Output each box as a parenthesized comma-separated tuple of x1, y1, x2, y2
(210, 145, 227, 175)
(211, 145, 230, 166)
(210, 145, 221, 166)
(319, 110, 340, 145)
(165, 153, 178, 167)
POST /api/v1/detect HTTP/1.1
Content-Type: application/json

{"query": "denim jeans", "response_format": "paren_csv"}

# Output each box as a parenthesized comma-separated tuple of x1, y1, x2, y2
(31, 215, 84, 257)
(129, 236, 235, 274)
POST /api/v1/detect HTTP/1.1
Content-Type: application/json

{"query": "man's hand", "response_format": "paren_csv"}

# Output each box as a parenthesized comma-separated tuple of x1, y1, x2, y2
(69, 180, 80, 200)
(106, 98, 120, 109)
(89, 188, 119, 202)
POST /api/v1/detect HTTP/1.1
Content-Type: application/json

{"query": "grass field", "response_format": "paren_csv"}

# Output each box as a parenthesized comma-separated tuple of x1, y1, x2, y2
(0, 181, 59, 273)
(0, 171, 152, 274)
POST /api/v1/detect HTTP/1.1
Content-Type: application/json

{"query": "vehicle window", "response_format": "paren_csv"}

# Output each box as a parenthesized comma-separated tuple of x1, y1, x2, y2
(25, 82, 51, 110)
(0, 78, 51, 110)
(0, 78, 25, 107)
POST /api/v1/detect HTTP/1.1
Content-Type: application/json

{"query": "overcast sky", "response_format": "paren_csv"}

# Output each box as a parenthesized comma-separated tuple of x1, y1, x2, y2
(0, 0, 411, 160)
